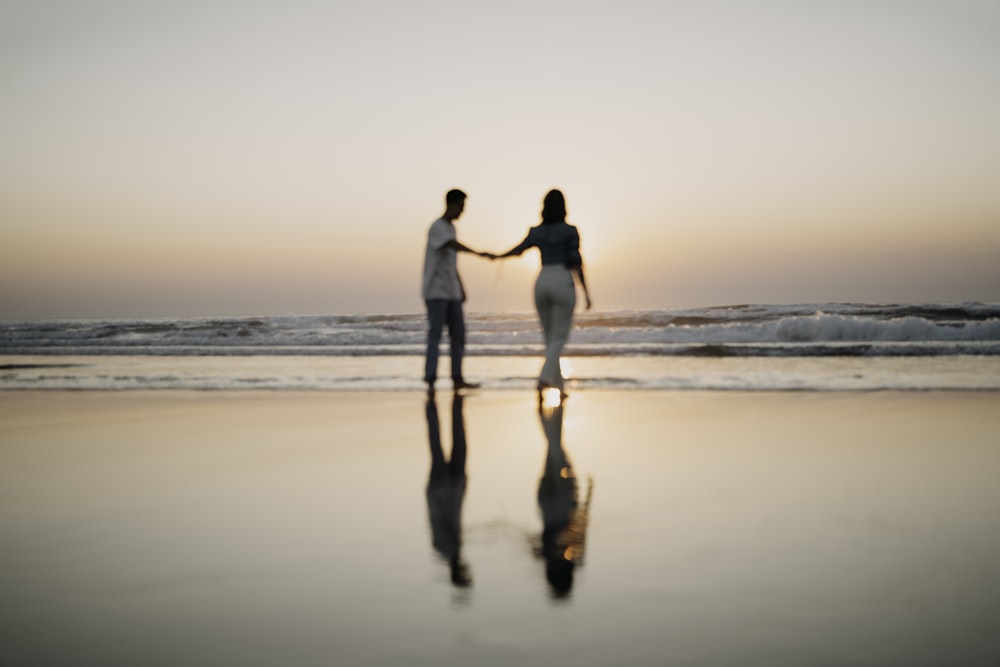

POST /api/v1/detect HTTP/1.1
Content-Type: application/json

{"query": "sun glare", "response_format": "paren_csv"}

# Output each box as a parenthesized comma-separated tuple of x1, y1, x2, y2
(541, 387, 562, 409)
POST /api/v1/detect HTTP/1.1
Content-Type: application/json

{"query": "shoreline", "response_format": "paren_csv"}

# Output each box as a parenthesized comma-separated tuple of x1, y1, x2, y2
(4, 353, 1000, 391)
(3, 389, 999, 666)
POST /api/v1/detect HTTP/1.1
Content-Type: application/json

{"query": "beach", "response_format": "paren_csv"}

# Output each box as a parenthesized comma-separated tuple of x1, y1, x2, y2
(2, 389, 999, 666)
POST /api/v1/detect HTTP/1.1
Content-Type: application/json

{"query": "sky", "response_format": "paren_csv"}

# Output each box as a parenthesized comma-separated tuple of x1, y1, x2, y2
(2, 0, 999, 319)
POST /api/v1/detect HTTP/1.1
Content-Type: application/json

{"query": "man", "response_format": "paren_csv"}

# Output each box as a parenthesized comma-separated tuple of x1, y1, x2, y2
(425, 392, 471, 588)
(422, 189, 491, 390)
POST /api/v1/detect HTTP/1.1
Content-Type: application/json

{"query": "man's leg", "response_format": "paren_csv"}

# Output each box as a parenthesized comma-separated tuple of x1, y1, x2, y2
(444, 299, 466, 382)
(425, 299, 447, 385)
(426, 393, 445, 476)
(448, 393, 467, 475)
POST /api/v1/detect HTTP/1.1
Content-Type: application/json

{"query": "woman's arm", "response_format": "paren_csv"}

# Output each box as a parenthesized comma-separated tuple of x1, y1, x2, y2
(495, 230, 534, 259)
(573, 266, 592, 310)
(496, 245, 525, 259)
(567, 226, 591, 309)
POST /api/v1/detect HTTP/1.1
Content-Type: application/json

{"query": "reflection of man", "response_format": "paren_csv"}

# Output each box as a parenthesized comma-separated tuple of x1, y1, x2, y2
(421, 189, 490, 391)
(425, 392, 471, 587)
(536, 402, 592, 599)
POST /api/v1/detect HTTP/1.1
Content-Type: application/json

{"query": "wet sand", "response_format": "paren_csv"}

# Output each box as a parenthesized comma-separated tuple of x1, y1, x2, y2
(2, 390, 999, 666)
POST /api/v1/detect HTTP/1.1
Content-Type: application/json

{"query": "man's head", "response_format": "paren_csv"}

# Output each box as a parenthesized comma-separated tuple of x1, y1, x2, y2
(444, 189, 466, 221)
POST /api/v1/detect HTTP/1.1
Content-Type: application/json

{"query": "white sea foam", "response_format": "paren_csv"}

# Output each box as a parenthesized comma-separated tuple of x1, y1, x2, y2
(3, 354, 1000, 391)
(2, 303, 998, 362)
(0, 303, 1000, 391)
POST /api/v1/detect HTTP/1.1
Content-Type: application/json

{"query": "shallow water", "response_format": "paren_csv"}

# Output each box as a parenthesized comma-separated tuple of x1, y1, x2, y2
(3, 354, 1000, 391)
(2, 390, 999, 666)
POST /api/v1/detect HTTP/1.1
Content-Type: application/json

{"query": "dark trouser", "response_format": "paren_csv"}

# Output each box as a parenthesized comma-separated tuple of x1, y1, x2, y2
(426, 393, 467, 479)
(425, 299, 466, 384)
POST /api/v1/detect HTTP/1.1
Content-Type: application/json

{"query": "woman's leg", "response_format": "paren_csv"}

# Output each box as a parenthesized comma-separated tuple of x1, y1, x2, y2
(536, 268, 576, 389)
(535, 276, 553, 349)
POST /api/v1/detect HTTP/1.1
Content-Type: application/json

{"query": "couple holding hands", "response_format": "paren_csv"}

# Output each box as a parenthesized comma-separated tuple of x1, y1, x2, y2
(422, 188, 592, 395)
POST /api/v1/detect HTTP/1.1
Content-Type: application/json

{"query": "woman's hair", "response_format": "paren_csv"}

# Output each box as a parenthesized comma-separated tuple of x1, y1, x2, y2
(541, 189, 566, 225)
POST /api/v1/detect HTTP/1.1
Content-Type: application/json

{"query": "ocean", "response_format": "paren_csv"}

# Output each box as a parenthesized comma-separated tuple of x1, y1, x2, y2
(3, 302, 1000, 391)
(5, 305, 1000, 667)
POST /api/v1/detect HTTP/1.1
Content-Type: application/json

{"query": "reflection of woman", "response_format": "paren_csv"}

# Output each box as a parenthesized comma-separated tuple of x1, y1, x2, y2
(536, 402, 593, 598)
(495, 189, 592, 393)
(425, 393, 471, 588)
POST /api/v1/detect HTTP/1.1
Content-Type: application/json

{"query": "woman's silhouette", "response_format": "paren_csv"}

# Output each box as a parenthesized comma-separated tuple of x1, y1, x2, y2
(494, 189, 592, 395)
(535, 401, 593, 598)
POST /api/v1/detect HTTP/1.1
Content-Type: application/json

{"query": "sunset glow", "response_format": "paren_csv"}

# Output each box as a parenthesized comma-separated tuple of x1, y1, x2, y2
(2, 1, 998, 320)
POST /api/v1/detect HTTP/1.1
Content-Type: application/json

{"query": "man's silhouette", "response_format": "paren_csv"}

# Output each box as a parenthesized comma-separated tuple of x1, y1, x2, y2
(421, 189, 491, 391)
(425, 392, 471, 587)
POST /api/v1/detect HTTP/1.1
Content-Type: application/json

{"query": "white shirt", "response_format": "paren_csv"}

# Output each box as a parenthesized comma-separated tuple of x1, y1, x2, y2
(422, 218, 463, 300)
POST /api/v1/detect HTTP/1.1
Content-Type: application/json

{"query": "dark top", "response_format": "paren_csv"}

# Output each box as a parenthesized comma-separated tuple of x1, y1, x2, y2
(510, 222, 582, 268)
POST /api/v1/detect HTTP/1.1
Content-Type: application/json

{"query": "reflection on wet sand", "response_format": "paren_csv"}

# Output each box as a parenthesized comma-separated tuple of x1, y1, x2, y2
(423, 392, 594, 600)
(425, 392, 471, 588)
(535, 399, 593, 599)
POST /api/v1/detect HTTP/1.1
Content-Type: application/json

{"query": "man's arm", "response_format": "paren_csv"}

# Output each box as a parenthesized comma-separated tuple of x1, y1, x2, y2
(445, 239, 492, 258)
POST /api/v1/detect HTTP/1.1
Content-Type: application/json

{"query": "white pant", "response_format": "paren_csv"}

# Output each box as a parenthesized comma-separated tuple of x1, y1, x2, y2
(534, 265, 576, 389)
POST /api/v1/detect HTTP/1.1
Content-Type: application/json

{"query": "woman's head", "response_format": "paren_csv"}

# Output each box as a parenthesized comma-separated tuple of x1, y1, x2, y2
(541, 189, 566, 225)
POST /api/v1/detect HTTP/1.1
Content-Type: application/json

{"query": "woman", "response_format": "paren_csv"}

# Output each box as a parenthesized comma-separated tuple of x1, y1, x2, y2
(495, 189, 592, 394)
(535, 399, 593, 599)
